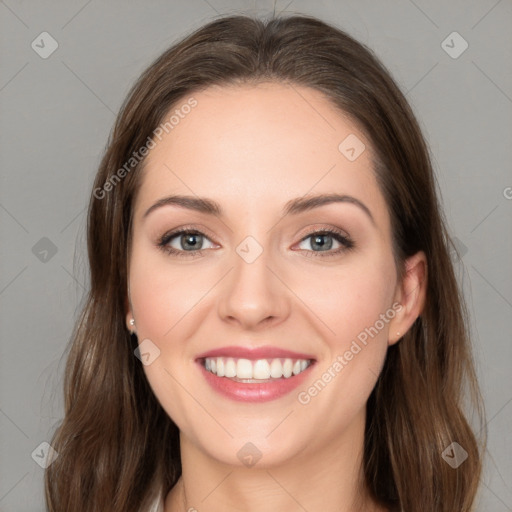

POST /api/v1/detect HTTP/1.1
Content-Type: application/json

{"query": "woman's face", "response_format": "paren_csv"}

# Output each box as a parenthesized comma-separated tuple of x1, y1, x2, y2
(126, 82, 408, 468)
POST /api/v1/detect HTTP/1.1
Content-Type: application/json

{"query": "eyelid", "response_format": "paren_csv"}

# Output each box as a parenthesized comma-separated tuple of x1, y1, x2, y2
(296, 223, 351, 240)
(158, 223, 219, 243)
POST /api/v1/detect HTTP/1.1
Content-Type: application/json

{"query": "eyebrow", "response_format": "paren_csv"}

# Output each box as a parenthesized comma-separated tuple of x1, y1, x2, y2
(143, 193, 375, 225)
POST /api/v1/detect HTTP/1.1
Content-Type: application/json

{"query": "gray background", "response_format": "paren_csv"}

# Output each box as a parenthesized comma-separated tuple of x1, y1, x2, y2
(0, 0, 511, 510)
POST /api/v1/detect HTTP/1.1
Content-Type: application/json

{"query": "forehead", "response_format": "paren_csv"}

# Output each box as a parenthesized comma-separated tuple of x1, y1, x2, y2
(134, 82, 387, 223)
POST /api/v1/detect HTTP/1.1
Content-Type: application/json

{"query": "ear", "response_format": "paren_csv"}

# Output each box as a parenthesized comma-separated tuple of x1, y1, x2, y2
(388, 251, 427, 346)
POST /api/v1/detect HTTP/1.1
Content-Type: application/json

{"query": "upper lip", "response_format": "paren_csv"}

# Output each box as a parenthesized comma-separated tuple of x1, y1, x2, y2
(196, 345, 316, 361)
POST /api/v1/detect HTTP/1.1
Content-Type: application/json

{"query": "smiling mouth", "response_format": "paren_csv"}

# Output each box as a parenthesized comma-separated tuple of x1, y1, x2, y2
(200, 356, 314, 382)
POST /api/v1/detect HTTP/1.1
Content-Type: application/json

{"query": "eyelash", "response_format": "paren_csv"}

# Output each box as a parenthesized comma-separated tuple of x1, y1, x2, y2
(156, 226, 355, 259)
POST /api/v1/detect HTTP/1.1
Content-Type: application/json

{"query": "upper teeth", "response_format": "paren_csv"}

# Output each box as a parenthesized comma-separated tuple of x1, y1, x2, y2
(204, 357, 311, 379)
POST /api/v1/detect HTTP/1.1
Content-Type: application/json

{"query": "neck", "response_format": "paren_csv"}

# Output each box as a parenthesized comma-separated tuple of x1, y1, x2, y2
(165, 408, 387, 512)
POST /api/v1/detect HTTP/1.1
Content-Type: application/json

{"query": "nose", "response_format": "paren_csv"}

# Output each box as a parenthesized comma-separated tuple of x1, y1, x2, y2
(217, 242, 291, 330)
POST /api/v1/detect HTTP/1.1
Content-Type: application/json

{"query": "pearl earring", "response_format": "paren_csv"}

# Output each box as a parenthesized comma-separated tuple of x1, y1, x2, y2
(129, 319, 135, 326)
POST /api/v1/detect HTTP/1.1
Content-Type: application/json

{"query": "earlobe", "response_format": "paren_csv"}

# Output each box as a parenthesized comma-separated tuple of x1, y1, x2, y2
(388, 251, 427, 345)
(125, 312, 135, 333)
(125, 293, 135, 333)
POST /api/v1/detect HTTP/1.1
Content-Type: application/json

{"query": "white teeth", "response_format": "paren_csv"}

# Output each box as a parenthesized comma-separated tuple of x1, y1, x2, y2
(283, 358, 293, 378)
(269, 359, 283, 378)
(216, 357, 225, 377)
(236, 358, 253, 379)
(253, 359, 270, 379)
(224, 358, 236, 378)
(203, 356, 312, 380)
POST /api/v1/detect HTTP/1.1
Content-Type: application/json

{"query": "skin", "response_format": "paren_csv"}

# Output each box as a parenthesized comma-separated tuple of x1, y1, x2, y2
(125, 82, 427, 512)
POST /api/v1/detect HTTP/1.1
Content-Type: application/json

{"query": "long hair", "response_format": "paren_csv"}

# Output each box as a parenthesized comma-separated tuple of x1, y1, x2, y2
(45, 14, 487, 511)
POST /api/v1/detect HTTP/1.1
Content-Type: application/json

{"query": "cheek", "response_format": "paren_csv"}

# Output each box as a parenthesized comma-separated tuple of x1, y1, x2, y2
(128, 246, 207, 342)
(128, 250, 203, 429)
(341, 271, 393, 343)
(291, 261, 395, 434)
(129, 268, 174, 341)
(293, 255, 396, 350)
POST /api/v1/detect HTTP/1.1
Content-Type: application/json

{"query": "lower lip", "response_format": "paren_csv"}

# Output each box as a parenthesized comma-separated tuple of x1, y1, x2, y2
(197, 360, 315, 402)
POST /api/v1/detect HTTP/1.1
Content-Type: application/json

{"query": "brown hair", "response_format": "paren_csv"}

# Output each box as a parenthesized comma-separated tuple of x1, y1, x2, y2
(45, 14, 487, 512)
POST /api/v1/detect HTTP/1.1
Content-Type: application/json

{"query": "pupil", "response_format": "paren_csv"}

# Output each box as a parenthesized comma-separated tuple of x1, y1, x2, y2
(312, 234, 332, 251)
(183, 233, 201, 250)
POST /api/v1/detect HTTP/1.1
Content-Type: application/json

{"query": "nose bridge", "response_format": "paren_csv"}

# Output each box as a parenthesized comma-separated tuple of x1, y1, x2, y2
(217, 233, 289, 327)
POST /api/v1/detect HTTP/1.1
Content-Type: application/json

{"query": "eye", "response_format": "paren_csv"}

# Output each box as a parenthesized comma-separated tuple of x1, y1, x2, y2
(156, 226, 354, 259)
(157, 228, 216, 257)
(296, 228, 354, 257)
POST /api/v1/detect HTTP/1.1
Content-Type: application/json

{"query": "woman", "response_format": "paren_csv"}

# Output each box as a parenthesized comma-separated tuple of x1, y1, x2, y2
(45, 13, 486, 512)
